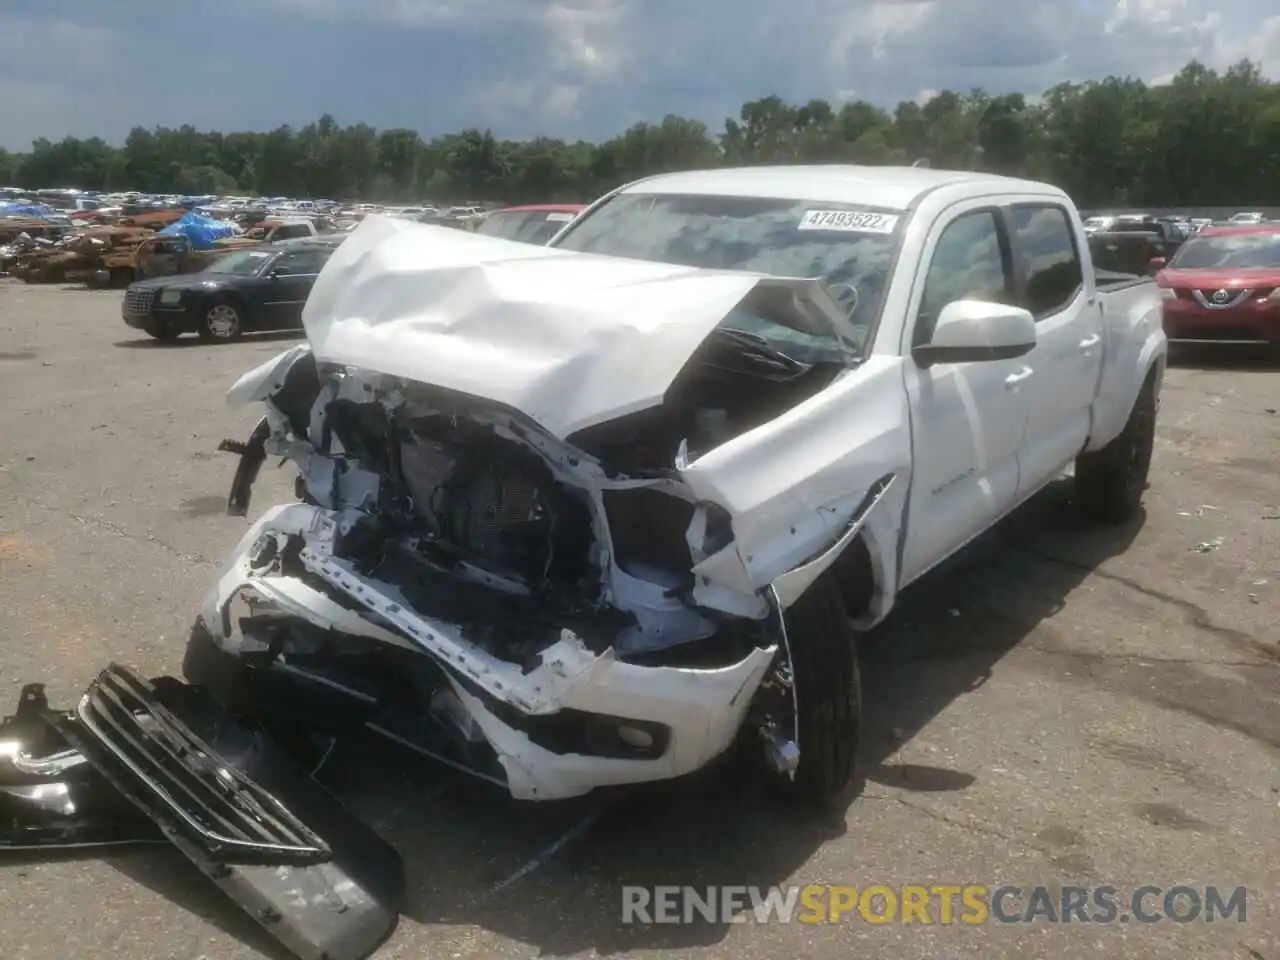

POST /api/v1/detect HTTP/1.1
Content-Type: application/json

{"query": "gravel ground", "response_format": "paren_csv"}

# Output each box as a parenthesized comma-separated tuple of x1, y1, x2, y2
(0, 279, 1277, 960)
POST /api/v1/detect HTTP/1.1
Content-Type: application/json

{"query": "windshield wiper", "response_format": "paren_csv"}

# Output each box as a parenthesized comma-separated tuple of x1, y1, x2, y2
(712, 327, 809, 374)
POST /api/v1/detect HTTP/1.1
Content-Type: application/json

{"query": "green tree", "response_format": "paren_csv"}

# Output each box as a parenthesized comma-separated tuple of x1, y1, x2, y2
(3, 58, 1277, 207)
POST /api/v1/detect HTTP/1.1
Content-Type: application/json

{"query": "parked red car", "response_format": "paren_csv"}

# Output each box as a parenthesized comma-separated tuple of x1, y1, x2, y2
(1154, 225, 1280, 344)
(474, 204, 585, 245)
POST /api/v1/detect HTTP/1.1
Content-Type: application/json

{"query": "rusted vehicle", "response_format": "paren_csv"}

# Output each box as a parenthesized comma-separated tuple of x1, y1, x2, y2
(118, 209, 185, 230)
(78, 227, 162, 287)
(126, 234, 234, 281)
(13, 246, 84, 283)
(8, 227, 151, 284)
(0, 218, 64, 244)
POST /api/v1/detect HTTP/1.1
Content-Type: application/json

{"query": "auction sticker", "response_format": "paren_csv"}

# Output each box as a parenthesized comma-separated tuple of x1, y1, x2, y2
(798, 209, 899, 233)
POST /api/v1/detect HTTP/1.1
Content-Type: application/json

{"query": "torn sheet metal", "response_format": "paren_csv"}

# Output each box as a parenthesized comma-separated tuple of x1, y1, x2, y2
(300, 214, 856, 438)
(680, 355, 912, 610)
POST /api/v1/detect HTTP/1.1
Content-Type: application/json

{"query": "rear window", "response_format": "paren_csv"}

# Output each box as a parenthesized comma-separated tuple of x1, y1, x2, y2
(1170, 232, 1280, 269)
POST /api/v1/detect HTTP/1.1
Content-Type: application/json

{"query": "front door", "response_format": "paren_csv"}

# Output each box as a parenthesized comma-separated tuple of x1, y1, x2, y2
(1006, 202, 1103, 498)
(899, 204, 1030, 586)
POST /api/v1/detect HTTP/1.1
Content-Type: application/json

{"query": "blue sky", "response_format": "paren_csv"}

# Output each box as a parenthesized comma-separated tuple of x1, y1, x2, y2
(1, 0, 1276, 150)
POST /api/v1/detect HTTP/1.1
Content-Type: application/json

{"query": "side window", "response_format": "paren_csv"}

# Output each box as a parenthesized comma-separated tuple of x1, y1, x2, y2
(915, 210, 1011, 345)
(271, 249, 327, 275)
(1009, 204, 1083, 319)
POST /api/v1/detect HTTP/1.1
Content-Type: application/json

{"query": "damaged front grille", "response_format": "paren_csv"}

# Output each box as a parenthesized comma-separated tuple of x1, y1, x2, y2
(69, 664, 330, 864)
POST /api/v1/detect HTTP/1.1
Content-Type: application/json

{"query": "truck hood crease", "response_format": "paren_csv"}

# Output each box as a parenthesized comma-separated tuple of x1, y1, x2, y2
(301, 214, 854, 438)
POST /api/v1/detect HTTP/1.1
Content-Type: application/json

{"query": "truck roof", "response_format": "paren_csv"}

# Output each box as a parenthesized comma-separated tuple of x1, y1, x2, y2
(620, 165, 1056, 210)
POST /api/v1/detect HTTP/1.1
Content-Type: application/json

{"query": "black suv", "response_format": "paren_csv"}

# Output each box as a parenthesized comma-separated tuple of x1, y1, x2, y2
(122, 237, 344, 342)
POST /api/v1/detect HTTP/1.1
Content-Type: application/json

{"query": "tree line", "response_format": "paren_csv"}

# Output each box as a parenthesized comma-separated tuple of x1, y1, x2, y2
(2, 59, 1278, 208)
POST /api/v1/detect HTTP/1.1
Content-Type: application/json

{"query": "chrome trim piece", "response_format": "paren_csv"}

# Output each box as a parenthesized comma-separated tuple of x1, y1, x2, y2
(1190, 288, 1250, 310)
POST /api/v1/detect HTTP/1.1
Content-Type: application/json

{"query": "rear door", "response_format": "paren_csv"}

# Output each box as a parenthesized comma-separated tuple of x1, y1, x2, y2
(261, 246, 332, 328)
(899, 204, 1029, 585)
(1006, 203, 1103, 498)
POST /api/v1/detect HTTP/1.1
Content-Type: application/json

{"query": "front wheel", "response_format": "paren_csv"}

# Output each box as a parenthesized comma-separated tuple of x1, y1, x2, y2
(762, 575, 862, 808)
(198, 300, 243, 341)
(1074, 379, 1157, 524)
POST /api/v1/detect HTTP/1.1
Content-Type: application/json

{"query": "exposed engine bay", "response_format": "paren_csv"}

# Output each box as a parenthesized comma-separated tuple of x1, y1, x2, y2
(248, 325, 845, 664)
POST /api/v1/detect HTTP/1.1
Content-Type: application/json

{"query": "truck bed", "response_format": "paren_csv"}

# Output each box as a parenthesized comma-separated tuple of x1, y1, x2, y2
(1094, 266, 1155, 292)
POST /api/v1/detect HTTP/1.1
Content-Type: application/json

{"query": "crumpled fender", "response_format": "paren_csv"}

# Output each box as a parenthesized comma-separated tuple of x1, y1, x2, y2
(678, 356, 912, 614)
(226, 343, 313, 410)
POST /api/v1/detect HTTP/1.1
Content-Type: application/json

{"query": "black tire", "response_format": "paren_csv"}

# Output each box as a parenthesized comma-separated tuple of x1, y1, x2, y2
(198, 299, 243, 341)
(1074, 377, 1157, 524)
(768, 574, 862, 807)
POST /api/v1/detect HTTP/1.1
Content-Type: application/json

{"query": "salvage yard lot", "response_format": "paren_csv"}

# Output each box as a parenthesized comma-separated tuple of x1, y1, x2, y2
(0, 279, 1277, 960)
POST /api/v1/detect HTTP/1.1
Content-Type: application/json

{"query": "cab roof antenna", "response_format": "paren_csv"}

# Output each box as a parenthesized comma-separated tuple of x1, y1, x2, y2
(911, 158, 931, 168)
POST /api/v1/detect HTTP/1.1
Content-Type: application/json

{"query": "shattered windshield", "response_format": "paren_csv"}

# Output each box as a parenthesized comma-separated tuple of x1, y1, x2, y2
(1169, 232, 1280, 269)
(203, 249, 273, 276)
(551, 192, 904, 357)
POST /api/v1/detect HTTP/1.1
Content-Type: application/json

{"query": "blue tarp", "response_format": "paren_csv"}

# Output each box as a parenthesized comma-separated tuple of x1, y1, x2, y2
(158, 211, 240, 250)
(0, 202, 56, 218)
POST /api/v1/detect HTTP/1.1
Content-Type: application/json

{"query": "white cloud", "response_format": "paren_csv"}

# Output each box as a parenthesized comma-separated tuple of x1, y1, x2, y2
(261, 0, 547, 24)
(0, 1, 1276, 149)
(544, 1, 630, 77)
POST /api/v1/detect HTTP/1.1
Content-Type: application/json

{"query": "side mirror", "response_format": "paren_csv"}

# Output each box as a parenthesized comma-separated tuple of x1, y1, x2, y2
(1148, 256, 1166, 273)
(913, 299, 1036, 368)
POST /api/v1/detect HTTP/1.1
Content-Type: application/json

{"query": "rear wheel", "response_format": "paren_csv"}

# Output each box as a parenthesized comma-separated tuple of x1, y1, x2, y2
(198, 300, 243, 341)
(1074, 378, 1157, 524)
(762, 574, 862, 808)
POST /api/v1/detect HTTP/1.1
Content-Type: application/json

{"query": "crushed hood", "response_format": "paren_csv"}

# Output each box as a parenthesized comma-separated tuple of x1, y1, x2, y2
(301, 214, 855, 439)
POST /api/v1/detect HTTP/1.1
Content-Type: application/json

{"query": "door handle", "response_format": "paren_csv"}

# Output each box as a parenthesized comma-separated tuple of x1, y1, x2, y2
(1079, 334, 1101, 349)
(1004, 366, 1033, 388)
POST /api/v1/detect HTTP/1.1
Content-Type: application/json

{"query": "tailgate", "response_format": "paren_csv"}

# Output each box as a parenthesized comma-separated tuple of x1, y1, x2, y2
(10, 664, 404, 960)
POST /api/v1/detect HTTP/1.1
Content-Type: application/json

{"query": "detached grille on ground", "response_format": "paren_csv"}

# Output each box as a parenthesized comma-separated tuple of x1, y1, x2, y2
(72, 663, 330, 864)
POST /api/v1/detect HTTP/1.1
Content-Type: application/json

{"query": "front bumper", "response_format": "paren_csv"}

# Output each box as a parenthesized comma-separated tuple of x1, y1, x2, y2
(1162, 298, 1280, 344)
(199, 503, 777, 801)
(122, 287, 195, 332)
(123, 306, 194, 332)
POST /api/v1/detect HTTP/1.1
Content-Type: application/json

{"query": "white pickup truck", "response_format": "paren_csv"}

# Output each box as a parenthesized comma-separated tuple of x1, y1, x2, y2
(193, 164, 1166, 809)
